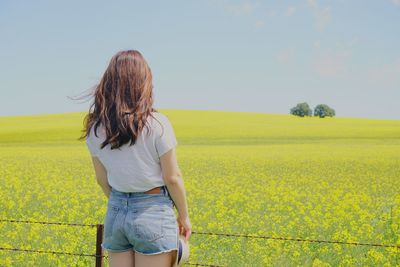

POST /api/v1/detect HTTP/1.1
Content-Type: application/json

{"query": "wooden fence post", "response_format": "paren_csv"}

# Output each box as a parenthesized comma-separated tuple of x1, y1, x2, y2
(95, 224, 104, 267)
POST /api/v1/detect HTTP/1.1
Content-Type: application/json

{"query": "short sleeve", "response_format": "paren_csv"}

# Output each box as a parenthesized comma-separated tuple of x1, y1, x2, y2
(86, 136, 99, 157)
(155, 115, 178, 158)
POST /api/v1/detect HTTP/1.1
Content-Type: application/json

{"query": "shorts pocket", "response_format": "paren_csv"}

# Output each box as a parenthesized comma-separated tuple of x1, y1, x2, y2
(134, 205, 165, 242)
(104, 205, 120, 238)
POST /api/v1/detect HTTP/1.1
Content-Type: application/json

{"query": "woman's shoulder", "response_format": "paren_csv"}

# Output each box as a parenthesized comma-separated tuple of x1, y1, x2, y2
(150, 111, 172, 126)
(149, 112, 174, 136)
(150, 111, 168, 120)
(86, 122, 105, 141)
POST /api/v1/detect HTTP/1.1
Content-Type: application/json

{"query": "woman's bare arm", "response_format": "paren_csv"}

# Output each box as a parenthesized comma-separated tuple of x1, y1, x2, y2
(160, 148, 192, 240)
(160, 148, 188, 217)
(90, 156, 112, 199)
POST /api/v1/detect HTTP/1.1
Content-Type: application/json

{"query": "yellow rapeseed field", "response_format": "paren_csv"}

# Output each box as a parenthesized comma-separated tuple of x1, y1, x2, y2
(0, 110, 399, 266)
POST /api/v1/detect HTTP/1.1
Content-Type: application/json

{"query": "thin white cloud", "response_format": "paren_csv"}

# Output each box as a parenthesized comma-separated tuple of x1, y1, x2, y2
(306, 0, 332, 32)
(347, 37, 358, 48)
(313, 48, 351, 77)
(334, 37, 358, 50)
(312, 38, 358, 76)
(207, 0, 258, 16)
(267, 8, 277, 17)
(276, 47, 296, 65)
(225, 2, 255, 15)
(254, 19, 265, 28)
(207, 0, 264, 29)
(286, 6, 296, 16)
(368, 60, 400, 86)
(391, 0, 400, 5)
(315, 37, 358, 51)
(316, 7, 331, 31)
(307, 0, 318, 8)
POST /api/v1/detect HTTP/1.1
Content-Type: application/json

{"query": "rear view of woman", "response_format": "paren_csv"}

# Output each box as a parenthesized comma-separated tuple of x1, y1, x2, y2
(81, 50, 191, 267)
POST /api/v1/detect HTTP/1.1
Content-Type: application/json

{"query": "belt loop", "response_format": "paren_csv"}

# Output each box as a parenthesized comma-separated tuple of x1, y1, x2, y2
(163, 185, 168, 197)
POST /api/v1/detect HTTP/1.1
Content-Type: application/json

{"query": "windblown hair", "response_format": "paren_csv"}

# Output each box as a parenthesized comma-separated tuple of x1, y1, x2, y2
(78, 49, 161, 150)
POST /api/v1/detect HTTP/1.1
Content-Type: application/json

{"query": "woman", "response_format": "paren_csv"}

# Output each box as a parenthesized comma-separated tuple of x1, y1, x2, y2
(81, 49, 191, 267)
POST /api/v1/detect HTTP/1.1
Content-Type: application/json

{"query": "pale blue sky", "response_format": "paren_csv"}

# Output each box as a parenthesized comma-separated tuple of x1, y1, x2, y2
(1, 0, 399, 119)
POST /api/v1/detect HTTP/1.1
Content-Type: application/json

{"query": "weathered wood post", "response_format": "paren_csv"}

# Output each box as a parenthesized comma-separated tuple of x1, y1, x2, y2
(95, 224, 104, 267)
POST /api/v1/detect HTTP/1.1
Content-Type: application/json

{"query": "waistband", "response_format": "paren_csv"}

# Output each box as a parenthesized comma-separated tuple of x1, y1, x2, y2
(110, 185, 169, 198)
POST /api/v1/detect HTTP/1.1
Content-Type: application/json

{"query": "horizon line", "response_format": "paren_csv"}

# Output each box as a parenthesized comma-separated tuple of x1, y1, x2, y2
(0, 108, 399, 122)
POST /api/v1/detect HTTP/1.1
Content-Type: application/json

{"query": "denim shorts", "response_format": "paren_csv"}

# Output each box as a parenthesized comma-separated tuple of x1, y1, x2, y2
(101, 185, 179, 255)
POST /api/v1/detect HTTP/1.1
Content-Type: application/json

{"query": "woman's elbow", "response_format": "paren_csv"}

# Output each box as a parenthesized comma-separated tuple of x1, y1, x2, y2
(163, 174, 181, 185)
(96, 175, 108, 185)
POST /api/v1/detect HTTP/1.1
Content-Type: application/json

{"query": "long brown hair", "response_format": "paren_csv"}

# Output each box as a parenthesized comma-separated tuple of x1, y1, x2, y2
(77, 49, 161, 150)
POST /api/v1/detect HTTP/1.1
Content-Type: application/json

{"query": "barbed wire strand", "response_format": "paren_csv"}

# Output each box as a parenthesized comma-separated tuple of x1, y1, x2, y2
(192, 231, 400, 250)
(0, 247, 97, 257)
(0, 219, 97, 227)
(0, 247, 224, 266)
(1, 219, 398, 250)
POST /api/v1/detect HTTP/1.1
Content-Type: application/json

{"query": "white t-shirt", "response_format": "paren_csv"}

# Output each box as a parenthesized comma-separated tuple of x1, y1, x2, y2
(86, 111, 178, 192)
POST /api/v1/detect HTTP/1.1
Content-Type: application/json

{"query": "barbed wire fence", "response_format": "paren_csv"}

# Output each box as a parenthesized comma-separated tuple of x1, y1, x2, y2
(0, 219, 224, 267)
(0, 218, 399, 266)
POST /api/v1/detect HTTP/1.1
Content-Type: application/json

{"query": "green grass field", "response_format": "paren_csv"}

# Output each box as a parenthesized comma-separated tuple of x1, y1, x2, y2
(0, 110, 399, 266)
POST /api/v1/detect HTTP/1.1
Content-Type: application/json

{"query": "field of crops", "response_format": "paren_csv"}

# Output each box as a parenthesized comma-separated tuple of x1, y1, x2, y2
(0, 109, 399, 266)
